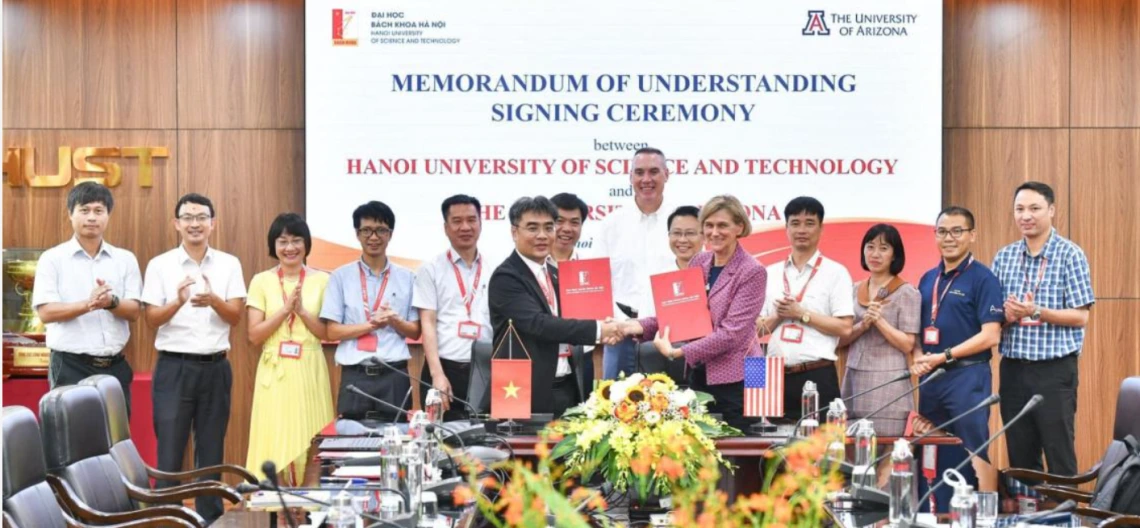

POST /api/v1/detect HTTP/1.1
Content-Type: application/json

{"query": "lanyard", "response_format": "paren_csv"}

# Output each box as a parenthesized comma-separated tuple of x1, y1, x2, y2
(536, 266, 557, 314)
(930, 256, 974, 326)
(447, 250, 483, 318)
(277, 266, 306, 337)
(1021, 253, 1048, 298)
(358, 261, 391, 318)
(782, 256, 823, 302)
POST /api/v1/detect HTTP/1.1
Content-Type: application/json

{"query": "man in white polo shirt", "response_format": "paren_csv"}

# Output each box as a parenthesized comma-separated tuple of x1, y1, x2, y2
(34, 182, 142, 413)
(594, 147, 674, 379)
(413, 195, 491, 421)
(142, 193, 246, 523)
(758, 196, 854, 421)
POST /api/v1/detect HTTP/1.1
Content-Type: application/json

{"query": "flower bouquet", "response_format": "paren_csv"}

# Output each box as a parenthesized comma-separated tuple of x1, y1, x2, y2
(545, 373, 741, 500)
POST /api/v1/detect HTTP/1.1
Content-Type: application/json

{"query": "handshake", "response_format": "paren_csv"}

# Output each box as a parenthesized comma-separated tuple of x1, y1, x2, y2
(597, 318, 645, 346)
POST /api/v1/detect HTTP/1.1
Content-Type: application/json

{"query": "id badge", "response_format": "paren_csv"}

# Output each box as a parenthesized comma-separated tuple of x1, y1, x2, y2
(1019, 316, 1042, 327)
(923, 326, 940, 345)
(357, 332, 378, 352)
(457, 321, 481, 340)
(780, 324, 804, 343)
(279, 340, 302, 359)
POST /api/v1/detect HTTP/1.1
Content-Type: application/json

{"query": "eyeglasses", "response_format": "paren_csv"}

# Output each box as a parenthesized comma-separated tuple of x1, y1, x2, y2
(178, 214, 212, 225)
(514, 224, 555, 235)
(357, 227, 392, 239)
(934, 227, 973, 239)
(669, 230, 700, 239)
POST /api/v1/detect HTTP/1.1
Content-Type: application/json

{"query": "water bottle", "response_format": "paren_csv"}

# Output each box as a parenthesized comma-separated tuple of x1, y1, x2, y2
(889, 439, 917, 523)
(400, 442, 424, 515)
(852, 419, 877, 488)
(425, 389, 445, 426)
(379, 492, 403, 520)
(408, 410, 438, 482)
(800, 381, 820, 436)
(826, 398, 848, 432)
(380, 425, 402, 492)
(946, 469, 977, 528)
(418, 491, 440, 527)
(326, 489, 358, 528)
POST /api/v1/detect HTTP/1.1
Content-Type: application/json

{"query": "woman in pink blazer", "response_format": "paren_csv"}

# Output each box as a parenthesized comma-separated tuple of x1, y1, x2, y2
(622, 195, 767, 429)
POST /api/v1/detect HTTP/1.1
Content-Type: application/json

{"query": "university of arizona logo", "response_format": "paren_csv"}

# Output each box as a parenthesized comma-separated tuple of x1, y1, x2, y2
(803, 10, 830, 36)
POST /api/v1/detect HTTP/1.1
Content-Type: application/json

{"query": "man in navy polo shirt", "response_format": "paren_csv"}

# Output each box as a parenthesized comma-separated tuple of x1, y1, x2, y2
(911, 206, 1004, 512)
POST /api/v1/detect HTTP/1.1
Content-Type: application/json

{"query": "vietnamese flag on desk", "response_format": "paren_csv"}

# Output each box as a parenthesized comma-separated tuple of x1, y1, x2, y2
(490, 323, 532, 420)
(558, 258, 613, 320)
(650, 268, 713, 342)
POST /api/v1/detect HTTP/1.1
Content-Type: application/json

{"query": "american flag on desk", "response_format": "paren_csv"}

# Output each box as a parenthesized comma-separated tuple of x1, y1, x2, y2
(744, 356, 785, 417)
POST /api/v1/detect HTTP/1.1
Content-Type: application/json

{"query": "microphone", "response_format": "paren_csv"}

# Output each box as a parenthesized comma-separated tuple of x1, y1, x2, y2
(261, 461, 297, 528)
(861, 369, 946, 425)
(909, 394, 1044, 525)
(348, 384, 412, 420)
(1018, 499, 1075, 525)
(788, 370, 913, 437)
(869, 394, 1001, 469)
(371, 359, 482, 420)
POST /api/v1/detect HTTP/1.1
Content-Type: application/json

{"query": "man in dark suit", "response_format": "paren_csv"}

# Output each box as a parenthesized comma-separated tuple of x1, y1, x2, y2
(489, 196, 623, 416)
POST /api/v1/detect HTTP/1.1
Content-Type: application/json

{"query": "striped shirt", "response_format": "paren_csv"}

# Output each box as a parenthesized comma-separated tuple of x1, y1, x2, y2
(992, 229, 1094, 361)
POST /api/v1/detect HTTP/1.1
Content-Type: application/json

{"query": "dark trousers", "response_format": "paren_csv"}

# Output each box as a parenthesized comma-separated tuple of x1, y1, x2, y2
(782, 363, 841, 422)
(551, 375, 580, 418)
(419, 358, 472, 421)
(49, 350, 133, 417)
(337, 361, 412, 422)
(917, 363, 991, 513)
(1001, 354, 1079, 478)
(152, 352, 232, 523)
(690, 366, 753, 431)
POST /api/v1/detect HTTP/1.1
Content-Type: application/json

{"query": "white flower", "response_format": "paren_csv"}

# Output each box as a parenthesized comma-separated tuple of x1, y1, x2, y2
(644, 411, 661, 424)
(609, 382, 629, 403)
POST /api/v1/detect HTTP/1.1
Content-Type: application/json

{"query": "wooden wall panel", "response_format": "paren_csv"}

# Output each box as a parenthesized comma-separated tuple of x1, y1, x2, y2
(176, 0, 305, 129)
(2, 0, 177, 129)
(1075, 301, 1140, 474)
(943, 129, 1069, 263)
(1071, 129, 1140, 299)
(944, 0, 1069, 127)
(177, 130, 304, 474)
(2, 130, 179, 372)
(1071, 0, 1140, 126)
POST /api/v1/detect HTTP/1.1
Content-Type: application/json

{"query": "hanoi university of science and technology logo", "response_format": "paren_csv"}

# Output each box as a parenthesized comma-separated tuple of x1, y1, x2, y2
(803, 10, 830, 36)
(332, 9, 359, 46)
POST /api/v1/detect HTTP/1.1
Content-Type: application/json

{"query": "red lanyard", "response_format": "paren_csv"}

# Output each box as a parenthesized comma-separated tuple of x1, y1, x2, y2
(1021, 253, 1048, 298)
(536, 266, 557, 313)
(358, 261, 390, 318)
(930, 256, 973, 325)
(447, 251, 482, 318)
(277, 266, 306, 336)
(782, 256, 823, 302)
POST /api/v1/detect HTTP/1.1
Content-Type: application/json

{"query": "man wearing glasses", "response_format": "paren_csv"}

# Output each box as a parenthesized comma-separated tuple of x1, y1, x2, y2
(142, 193, 246, 523)
(321, 201, 421, 422)
(911, 206, 1004, 512)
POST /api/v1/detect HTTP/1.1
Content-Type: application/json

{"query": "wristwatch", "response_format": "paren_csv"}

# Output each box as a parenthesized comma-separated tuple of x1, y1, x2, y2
(800, 312, 812, 325)
(105, 294, 120, 311)
(1030, 307, 1042, 322)
(943, 349, 956, 364)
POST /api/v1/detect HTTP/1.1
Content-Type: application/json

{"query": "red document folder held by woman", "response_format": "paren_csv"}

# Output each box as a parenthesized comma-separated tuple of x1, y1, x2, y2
(650, 268, 713, 342)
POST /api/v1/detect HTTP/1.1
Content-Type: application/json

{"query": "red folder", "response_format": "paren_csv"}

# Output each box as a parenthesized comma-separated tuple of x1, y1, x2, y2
(650, 268, 713, 342)
(558, 258, 613, 320)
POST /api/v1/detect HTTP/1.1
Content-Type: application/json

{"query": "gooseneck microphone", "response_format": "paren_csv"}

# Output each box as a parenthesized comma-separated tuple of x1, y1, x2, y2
(860, 368, 946, 425)
(372, 359, 482, 419)
(347, 384, 411, 419)
(869, 393, 1001, 468)
(261, 460, 297, 528)
(788, 369, 914, 437)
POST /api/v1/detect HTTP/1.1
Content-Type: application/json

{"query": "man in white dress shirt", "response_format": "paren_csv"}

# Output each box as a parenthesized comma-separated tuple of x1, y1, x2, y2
(34, 182, 142, 412)
(141, 193, 246, 523)
(414, 195, 491, 420)
(594, 147, 674, 379)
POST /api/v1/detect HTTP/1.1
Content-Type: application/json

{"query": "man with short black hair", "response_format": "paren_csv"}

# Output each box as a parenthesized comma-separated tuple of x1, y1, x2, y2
(413, 195, 489, 420)
(550, 192, 588, 265)
(142, 192, 246, 523)
(993, 181, 1093, 478)
(34, 182, 142, 412)
(322, 201, 421, 421)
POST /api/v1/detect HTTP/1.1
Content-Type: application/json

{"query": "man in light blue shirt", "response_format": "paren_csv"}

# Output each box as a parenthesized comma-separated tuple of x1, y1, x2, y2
(321, 201, 421, 421)
(33, 182, 142, 413)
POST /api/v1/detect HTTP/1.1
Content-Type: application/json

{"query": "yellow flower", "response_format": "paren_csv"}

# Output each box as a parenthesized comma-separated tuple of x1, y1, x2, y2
(626, 386, 647, 404)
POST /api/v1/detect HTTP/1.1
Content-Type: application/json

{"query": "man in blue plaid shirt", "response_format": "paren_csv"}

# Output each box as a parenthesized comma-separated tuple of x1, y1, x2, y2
(993, 181, 1094, 478)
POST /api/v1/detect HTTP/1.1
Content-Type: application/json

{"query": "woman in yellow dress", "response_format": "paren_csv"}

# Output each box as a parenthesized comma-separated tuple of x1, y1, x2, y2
(245, 213, 334, 484)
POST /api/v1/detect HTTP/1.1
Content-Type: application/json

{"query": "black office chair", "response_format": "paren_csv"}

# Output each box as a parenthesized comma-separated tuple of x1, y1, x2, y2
(39, 385, 207, 528)
(635, 340, 688, 386)
(2, 406, 192, 528)
(468, 339, 494, 416)
(78, 375, 251, 500)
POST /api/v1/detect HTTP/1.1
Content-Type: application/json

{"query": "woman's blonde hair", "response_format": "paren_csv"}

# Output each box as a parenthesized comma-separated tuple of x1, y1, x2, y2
(698, 195, 752, 237)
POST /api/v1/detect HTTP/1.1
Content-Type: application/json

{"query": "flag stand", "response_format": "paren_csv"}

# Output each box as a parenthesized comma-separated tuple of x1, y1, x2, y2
(492, 319, 529, 436)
